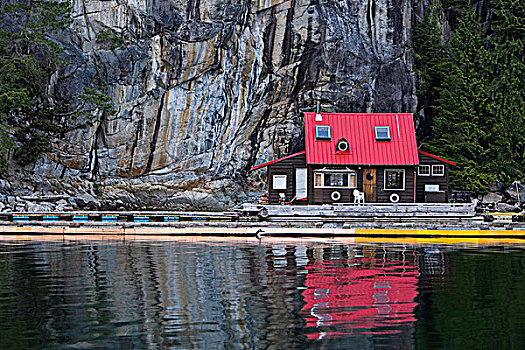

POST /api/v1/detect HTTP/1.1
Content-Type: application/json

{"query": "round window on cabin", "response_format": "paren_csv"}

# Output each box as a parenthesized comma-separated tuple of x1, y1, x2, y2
(337, 139, 349, 152)
(366, 173, 374, 181)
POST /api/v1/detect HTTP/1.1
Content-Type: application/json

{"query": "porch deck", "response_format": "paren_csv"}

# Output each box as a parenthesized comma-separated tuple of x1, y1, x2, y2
(238, 202, 477, 219)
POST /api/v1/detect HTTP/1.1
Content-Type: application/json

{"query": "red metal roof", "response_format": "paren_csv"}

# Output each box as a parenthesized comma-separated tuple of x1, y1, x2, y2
(418, 150, 456, 166)
(251, 151, 306, 170)
(304, 112, 419, 166)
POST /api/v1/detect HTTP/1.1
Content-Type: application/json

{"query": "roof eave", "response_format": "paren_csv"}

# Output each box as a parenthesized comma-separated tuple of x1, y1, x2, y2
(251, 151, 306, 170)
(306, 163, 420, 167)
(418, 150, 456, 166)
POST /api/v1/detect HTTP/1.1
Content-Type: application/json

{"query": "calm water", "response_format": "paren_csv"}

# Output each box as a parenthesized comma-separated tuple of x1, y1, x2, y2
(0, 235, 524, 349)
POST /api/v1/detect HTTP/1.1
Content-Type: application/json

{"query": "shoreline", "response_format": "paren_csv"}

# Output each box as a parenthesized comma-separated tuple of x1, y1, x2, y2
(1, 234, 525, 247)
(1, 222, 524, 239)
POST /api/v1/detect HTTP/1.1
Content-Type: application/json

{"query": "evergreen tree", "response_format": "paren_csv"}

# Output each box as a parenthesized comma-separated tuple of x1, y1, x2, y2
(428, 8, 494, 192)
(0, 1, 113, 172)
(413, 2, 448, 141)
(486, 0, 525, 182)
(414, 0, 524, 192)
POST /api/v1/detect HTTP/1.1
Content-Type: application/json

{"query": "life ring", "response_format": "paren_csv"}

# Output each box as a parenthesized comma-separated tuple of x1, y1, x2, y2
(331, 191, 341, 201)
(390, 193, 400, 203)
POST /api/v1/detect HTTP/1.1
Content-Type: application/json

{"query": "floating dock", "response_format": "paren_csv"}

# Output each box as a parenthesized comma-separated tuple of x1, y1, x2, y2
(0, 203, 523, 238)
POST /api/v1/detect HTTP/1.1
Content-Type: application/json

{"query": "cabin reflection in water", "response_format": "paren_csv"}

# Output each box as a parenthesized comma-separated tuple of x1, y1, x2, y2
(299, 246, 420, 340)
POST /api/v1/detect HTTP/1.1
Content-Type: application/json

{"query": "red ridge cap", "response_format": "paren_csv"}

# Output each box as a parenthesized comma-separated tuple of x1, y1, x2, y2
(418, 150, 456, 166)
(251, 151, 306, 170)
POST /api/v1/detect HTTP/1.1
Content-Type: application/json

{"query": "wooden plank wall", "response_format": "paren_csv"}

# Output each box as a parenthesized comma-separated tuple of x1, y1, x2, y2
(267, 154, 307, 204)
(306, 166, 417, 204)
(267, 158, 432, 204)
(376, 167, 416, 203)
(416, 153, 451, 202)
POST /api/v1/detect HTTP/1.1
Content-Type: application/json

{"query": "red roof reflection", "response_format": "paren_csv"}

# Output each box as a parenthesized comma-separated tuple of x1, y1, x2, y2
(301, 257, 420, 339)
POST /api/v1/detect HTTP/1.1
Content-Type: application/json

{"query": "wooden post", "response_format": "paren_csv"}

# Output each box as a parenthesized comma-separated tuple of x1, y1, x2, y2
(413, 170, 417, 203)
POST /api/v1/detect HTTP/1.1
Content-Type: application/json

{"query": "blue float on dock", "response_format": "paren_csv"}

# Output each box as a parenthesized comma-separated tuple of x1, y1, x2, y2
(102, 215, 118, 223)
(13, 215, 30, 223)
(164, 216, 179, 222)
(72, 215, 89, 222)
(134, 215, 149, 223)
(43, 215, 59, 222)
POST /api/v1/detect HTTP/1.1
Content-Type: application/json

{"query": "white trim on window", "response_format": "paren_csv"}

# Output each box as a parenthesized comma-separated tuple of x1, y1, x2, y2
(272, 175, 287, 189)
(315, 125, 331, 140)
(336, 139, 349, 152)
(432, 165, 445, 176)
(375, 126, 391, 141)
(384, 169, 405, 191)
(418, 165, 431, 176)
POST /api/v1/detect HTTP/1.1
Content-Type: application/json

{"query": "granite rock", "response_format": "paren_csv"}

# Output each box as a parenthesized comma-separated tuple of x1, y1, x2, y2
(505, 181, 525, 203)
(482, 192, 503, 204)
(4, 0, 460, 209)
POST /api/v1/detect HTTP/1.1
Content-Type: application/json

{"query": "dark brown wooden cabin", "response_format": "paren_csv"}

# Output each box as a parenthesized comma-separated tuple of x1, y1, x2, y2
(252, 113, 456, 205)
(416, 151, 455, 203)
(264, 151, 308, 205)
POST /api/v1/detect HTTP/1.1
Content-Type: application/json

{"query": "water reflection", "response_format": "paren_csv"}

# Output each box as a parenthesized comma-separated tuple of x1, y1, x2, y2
(301, 246, 419, 340)
(0, 236, 523, 349)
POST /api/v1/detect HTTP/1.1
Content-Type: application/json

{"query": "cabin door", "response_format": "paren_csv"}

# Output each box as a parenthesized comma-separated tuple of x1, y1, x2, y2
(295, 168, 307, 200)
(362, 169, 377, 202)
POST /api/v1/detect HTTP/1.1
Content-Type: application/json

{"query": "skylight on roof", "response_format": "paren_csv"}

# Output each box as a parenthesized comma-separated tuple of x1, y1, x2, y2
(375, 126, 391, 141)
(315, 125, 331, 140)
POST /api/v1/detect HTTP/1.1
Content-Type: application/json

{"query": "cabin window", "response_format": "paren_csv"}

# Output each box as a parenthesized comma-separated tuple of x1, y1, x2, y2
(425, 184, 440, 192)
(272, 175, 287, 189)
(314, 171, 356, 188)
(432, 165, 445, 176)
(418, 165, 430, 176)
(375, 126, 391, 141)
(384, 169, 405, 190)
(325, 173, 347, 187)
(315, 125, 331, 140)
(336, 139, 350, 152)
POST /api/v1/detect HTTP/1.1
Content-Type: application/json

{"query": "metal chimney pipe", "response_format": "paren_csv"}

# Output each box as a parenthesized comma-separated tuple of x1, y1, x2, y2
(315, 101, 322, 121)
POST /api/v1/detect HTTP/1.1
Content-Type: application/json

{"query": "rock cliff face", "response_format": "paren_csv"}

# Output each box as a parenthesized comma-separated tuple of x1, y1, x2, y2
(17, 0, 430, 209)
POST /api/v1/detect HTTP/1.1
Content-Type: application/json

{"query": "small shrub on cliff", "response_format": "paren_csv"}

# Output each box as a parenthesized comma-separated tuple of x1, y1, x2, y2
(97, 29, 124, 50)
(0, 1, 113, 171)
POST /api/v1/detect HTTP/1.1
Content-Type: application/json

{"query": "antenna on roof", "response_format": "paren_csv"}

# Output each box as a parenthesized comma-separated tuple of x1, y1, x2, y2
(315, 100, 322, 121)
